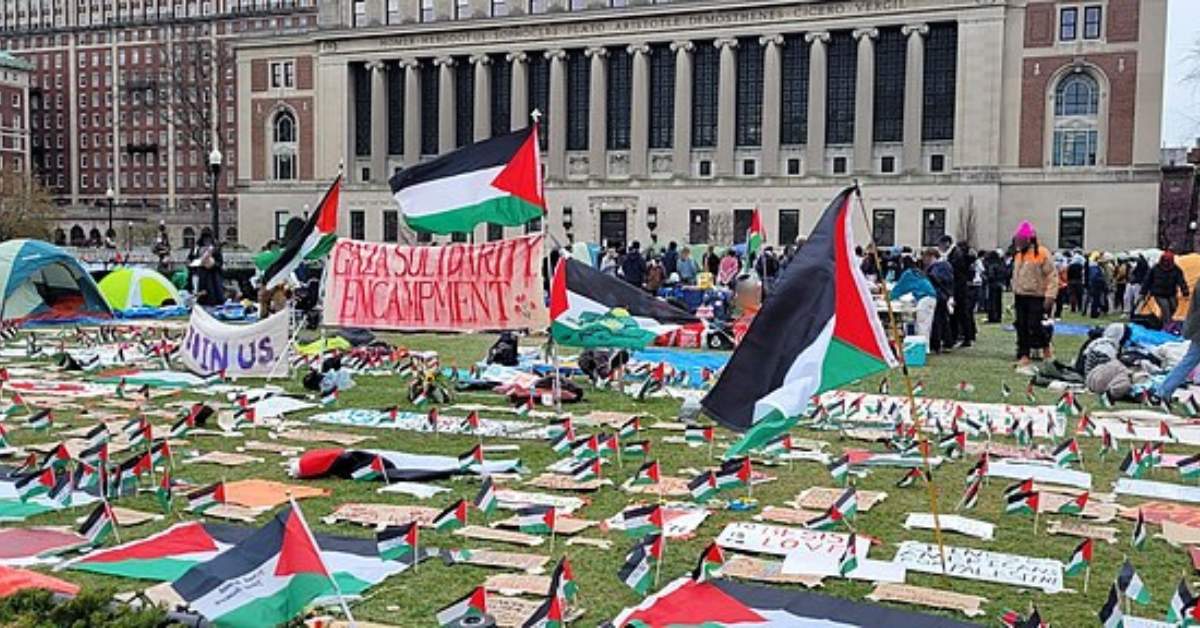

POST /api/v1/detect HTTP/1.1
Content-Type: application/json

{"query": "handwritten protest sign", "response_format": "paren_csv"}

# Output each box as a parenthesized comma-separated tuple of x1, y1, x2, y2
(180, 307, 289, 377)
(716, 522, 868, 558)
(323, 235, 547, 331)
(892, 541, 1063, 593)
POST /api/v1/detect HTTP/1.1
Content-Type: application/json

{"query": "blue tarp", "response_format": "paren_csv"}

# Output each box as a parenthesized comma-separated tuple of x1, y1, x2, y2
(1128, 323, 1181, 349)
(633, 348, 730, 388)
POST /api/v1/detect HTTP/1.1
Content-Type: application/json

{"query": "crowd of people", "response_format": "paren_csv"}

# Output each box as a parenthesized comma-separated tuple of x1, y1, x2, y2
(589, 238, 800, 295)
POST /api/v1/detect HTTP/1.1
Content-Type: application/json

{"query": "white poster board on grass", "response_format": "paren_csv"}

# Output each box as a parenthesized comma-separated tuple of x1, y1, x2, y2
(180, 307, 290, 377)
(892, 541, 1063, 593)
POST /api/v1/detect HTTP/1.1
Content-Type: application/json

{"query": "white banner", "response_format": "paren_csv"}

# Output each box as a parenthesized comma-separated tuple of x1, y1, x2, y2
(1114, 478, 1200, 505)
(715, 521, 867, 557)
(180, 307, 291, 377)
(892, 541, 1063, 593)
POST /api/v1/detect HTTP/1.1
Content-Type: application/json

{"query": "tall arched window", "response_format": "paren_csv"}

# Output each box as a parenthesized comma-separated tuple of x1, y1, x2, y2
(272, 109, 297, 181)
(1052, 72, 1100, 167)
(183, 227, 196, 250)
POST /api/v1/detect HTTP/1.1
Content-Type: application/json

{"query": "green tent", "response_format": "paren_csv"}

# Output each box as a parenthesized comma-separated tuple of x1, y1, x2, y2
(98, 267, 182, 310)
(0, 239, 112, 323)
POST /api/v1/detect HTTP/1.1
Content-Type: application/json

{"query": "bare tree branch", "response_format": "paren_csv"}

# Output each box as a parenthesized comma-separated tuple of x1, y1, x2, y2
(151, 25, 235, 160)
(0, 173, 60, 241)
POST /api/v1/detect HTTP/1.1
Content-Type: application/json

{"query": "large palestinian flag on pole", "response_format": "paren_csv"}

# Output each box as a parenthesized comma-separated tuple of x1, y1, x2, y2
(550, 257, 699, 349)
(613, 578, 977, 627)
(389, 126, 545, 234)
(702, 186, 896, 456)
(261, 176, 341, 289)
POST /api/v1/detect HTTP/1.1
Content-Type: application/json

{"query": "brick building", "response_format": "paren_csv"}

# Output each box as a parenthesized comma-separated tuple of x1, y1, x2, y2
(0, 49, 31, 178)
(0, 0, 318, 250)
(235, 0, 1168, 253)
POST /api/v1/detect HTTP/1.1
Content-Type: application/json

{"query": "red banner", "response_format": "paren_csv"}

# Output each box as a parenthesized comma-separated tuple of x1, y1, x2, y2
(322, 235, 547, 332)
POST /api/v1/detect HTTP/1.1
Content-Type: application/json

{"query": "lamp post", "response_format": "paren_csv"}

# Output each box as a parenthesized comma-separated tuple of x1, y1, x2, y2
(208, 148, 222, 243)
(106, 186, 115, 239)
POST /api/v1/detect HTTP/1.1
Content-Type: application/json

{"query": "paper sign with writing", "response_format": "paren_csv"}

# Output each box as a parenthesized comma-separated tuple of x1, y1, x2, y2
(1115, 478, 1200, 504)
(794, 487, 886, 512)
(1037, 492, 1116, 522)
(892, 541, 1063, 593)
(623, 476, 690, 497)
(526, 474, 607, 492)
(454, 525, 545, 547)
(1160, 520, 1200, 547)
(867, 583, 987, 618)
(988, 460, 1092, 490)
(451, 549, 549, 573)
(721, 555, 823, 588)
(484, 574, 552, 597)
(1125, 618, 1176, 628)
(604, 503, 709, 540)
(1045, 519, 1120, 544)
(323, 235, 548, 332)
(1119, 501, 1200, 528)
(182, 451, 264, 467)
(904, 514, 994, 541)
(715, 522, 868, 558)
(180, 307, 290, 377)
(756, 506, 824, 526)
(782, 555, 906, 583)
(494, 490, 586, 514)
(321, 503, 441, 528)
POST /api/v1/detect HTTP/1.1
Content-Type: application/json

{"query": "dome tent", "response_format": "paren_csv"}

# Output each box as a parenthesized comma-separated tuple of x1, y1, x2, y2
(0, 239, 112, 323)
(98, 267, 182, 311)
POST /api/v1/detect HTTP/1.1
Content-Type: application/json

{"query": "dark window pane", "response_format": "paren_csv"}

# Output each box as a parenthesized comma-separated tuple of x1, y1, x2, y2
(1060, 8, 1078, 40)
(451, 231, 469, 243)
(873, 209, 895, 247)
(420, 62, 439, 154)
(487, 223, 504, 241)
(455, 59, 474, 147)
(607, 48, 631, 150)
(528, 54, 549, 150)
(491, 55, 512, 136)
(353, 63, 371, 156)
(566, 50, 589, 151)
(733, 209, 754, 244)
(873, 28, 905, 143)
(387, 67, 405, 154)
(350, 210, 365, 240)
(780, 34, 810, 145)
(689, 209, 710, 243)
(778, 209, 800, 246)
(921, 208, 946, 247)
(1083, 6, 1102, 39)
(383, 210, 399, 242)
(922, 22, 957, 142)
(649, 44, 675, 149)
(1059, 208, 1085, 249)
(735, 37, 762, 147)
(825, 31, 857, 145)
(692, 41, 718, 149)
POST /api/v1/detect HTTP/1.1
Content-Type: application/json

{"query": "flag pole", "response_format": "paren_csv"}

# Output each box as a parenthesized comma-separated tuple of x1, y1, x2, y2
(288, 493, 357, 627)
(853, 184, 949, 575)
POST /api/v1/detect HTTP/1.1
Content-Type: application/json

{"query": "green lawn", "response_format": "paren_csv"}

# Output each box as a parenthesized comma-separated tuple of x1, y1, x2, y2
(5, 304, 1192, 627)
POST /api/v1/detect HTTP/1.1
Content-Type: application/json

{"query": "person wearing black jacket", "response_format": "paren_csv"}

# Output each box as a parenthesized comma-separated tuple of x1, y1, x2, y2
(946, 238, 977, 348)
(983, 249, 1009, 323)
(1143, 252, 1189, 329)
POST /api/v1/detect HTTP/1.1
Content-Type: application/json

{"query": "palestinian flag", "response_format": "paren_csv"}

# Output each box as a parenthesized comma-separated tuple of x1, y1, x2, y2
(457, 445, 485, 473)
(631, 461, 661, 487)
(1120, 448, 1145, 478)
(79, 441, 109, 466)
(428, 407, 442, 430)
(548, 417, 574, 439)
(828, 454, 850, 485)
(621, 504, 664, 537)
(685, 426, 715, 446)
(746, 208, 765, 262)
(150, 441, 172, 466)
(1056, 391, 1082, 416)
(1117, 558, 1150, 604)
(1025, 382, 1037, 402)
(320, 387, 338, 408)
(896, 467, 928, 488)
(1099, 428, 1116, 458)
(549, 432, 573, 456)
(761, 435, 794, 457)
(838, 532, 859, 577)
(46, 472, 73, 507)
(1180, 452, 1200, 480)
(570, 435, 600, 459)
(433, 500, 469, 532)
(522, 592, 565, 628)
(623, 440, 651, 458)
(1052, 439, 1080, 467)
(84, 423, 110, 448)
(262, 176, 341, 289)
(79, 502, 116, 547)
(1161, 420, 1178, 442)
(1064, 538, 1092, 577)
(516, 397, 533, 417)
(436, 587, 488, 627)
(702, 188, 896, 455)
(570, 458, 601, 482)
(956, 381, 974, 396)
(72, 461, 100, 491)
(619, 541, 654, 595)
(1099, 583, 1124, 628)
(26, 408, 52, 431)
(156, 471, 173, 513)
(1005, 491, 1039, 515)
(517, 505, 556, 535)
(463, 410, 481, 432)
(1001, 382, 1011, 399)
(716, 457, 753, 490)
(550, 556, 579, 603)
(15, 468, 56, 501)
(186, 482, 226, 513)
(170, 506, 339, 628)
(352, 455, 388, 482)
(689, 471, 719, 503)
(377, 523, 418, 562)
(474, 476, 497, 516)
(550, 257, 699, 350)
(1099, 390, 1115, 408)
(619, 417, 642, 440)
(1132, 508, 1147, 550)
(938, 431, 966, 456)
(1076, 414, 1097, 436)
(389, 126, 543, 235)
(41, 443, 71, 472)
(232, 406, 257, 429)
(1168, 578, 1196, 624)
(999, 609, 1025, 628)
(0, 424, 8, 448)
(1056, 492, 1089, 515)
(958, 477, 981, 511)
(965, 455, 988, 483)
(612, 578, 981, 628)
(807, 488, 857, 530)
(691, 542, 725, 583)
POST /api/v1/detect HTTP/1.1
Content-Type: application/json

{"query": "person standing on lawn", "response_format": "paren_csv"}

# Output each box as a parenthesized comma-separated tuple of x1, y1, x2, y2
(1010, 221, 1058, 368)
(1153, 274, 1200, 404)
(1142, 251, 1189, 330)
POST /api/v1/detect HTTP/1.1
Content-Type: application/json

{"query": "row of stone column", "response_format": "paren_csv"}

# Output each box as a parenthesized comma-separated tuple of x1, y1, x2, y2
(361, 23, 934, 181)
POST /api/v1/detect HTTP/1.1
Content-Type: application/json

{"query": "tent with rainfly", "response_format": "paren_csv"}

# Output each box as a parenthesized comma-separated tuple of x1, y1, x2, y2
(98, 267, 182, 311)
(0, 239, 112, 323)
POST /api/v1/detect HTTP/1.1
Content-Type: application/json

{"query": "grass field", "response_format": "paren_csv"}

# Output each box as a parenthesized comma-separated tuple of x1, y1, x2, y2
(5, 304, 1194, 628)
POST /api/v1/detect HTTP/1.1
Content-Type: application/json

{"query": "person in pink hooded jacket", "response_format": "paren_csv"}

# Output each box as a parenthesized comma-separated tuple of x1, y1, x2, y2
(1010, 221, 1058, 367)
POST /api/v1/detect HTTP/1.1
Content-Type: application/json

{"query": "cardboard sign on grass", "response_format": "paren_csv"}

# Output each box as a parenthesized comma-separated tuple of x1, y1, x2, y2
(322, 503, 442, 529)
(450, 549, 549, 573)
(716, 522, 869, 558)
(1045, 519, 1120, 544)
(866, 583, 988, 618)
(793, 487, 886, 512)
(892, 541, 1063, 593)
(721, 555, 824, 588)
(1119, 501, 1200, 528)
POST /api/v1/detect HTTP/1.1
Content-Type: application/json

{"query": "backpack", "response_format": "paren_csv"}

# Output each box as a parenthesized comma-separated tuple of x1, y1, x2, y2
(487, 332, 520, 367)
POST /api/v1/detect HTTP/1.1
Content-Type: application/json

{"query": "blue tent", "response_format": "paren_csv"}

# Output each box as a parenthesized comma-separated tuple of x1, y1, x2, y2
(0, 239, 112, 323)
